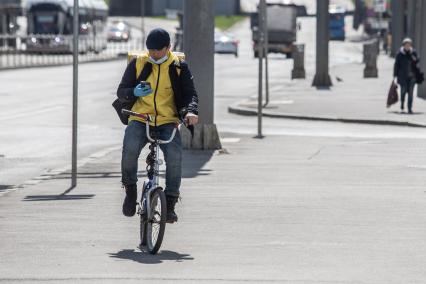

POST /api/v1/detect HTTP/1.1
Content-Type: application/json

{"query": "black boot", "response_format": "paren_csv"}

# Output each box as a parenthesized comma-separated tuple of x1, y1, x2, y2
(122, 184, 137, 217)
(166, 195, 179, 223)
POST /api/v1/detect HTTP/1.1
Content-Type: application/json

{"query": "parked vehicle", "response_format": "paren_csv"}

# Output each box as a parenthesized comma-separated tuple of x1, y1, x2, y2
(214, 32, 239, 57)
(107, 21, 131, 42)
(250, 3, 298, 58)
(329, 5, 346, 41)
(26, 0, 108, 54)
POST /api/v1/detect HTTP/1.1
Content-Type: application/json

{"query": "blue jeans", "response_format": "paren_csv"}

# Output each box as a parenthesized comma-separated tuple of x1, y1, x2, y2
(121, 120, 182, 197)
(400, 78, 416, 111)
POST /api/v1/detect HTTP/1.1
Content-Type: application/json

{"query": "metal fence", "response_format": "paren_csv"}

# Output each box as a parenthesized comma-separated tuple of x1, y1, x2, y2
(0, 34, 146, 69)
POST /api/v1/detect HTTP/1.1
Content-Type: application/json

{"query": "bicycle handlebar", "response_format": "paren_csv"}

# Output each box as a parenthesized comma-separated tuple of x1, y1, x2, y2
(121, 109, 151, 121)
(121, 109, 178, 144)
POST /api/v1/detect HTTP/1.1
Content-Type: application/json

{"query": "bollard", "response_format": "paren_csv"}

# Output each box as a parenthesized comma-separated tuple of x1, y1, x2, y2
(173, 12, 184, 52)
(291, 44, 306, 79)
(363, 41, 378, 78)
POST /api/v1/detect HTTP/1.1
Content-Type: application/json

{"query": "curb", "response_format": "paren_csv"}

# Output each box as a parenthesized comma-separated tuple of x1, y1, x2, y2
(228, 104, 426, 128)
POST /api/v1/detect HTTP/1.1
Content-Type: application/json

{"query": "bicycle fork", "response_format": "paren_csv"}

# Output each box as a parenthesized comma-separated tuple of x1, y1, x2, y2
(138, 141, 162, 221)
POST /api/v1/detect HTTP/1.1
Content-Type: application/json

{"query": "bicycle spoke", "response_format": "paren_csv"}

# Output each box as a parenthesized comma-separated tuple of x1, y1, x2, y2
(142, 188, 166, 254)
(150, 196, 162, 246)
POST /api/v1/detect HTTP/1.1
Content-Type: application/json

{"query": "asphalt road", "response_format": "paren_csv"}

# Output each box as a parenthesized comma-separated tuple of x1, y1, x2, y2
(1, 17, 426, 189)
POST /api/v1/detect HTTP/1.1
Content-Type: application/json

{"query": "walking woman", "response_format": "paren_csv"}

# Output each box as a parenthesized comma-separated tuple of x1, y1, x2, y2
(393, 38, 420, 114)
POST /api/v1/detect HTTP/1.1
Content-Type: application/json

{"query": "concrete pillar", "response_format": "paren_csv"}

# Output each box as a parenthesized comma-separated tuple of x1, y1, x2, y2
(183, 0, 221, 150)
(413, 0, 422, 47)
(391, 0, 405, 57)
(0, 14, 7, 34)
(363, 40, 378, 78)
(415, 0, 426, 98)
(291, 44, 305, 79)
(406, 0, 416, 40)
(312, 0, 332, 87)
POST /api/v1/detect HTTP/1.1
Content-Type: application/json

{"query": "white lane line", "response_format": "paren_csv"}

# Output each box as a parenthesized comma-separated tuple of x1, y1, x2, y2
(0, 105, 66, 121)
(221, 138, 241, 143)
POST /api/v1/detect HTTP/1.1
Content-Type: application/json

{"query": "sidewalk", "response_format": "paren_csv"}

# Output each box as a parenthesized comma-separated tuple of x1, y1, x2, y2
(229, 55, 426, 127)
(2, 134, 426, 283)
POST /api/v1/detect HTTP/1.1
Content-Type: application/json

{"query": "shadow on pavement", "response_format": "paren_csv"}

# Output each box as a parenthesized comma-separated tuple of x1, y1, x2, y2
(108, 249, 194, 264)
(388, 111, 425, 115)
(41, 172, 123, 179)
(315, 86, 331, 91)
(0, 185, 13, 192)
(23, 194, 95, 201)
(182, 150, 214, 179)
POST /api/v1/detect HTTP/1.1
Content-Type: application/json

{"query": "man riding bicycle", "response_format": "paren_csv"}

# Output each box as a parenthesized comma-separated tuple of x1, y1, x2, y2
(116, 28, 199, 223)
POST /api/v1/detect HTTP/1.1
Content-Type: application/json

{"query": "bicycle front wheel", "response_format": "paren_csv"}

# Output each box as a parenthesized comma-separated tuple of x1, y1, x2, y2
(146, 187, 167, 254)
(139, 214, 147, 248)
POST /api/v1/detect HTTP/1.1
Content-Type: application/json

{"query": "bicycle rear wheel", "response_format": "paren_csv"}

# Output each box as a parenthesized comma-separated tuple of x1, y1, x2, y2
(146, 187, 167, 254)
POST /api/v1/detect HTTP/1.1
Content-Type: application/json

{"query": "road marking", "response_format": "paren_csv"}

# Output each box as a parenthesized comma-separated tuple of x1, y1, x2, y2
(0, 105, 65, 121)
(221, 138, 241, 143)
(407, 165, 426, 169)
(0, 145, 122, 198)
(241, 100, 294, 107)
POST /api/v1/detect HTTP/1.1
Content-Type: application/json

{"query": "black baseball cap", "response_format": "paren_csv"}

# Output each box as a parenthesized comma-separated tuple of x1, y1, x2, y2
(146, 28, 171, 50)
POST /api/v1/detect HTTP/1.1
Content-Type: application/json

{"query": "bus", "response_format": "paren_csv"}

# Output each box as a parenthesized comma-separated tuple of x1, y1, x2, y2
(329, 5, 345, 41)
(25, 0, 108, 53)
(362, 0, 391, 35)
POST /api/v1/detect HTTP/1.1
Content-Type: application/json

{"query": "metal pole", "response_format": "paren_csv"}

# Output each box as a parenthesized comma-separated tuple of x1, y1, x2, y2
(312, 0, 332, 87)
(141, 0, 145, 49)
(391, 0, 405, 57)
(257, 0, 265, 138)
(71, 0, 79, 188)
(377, 10, 382, 52)
(263, 1, 269, 108)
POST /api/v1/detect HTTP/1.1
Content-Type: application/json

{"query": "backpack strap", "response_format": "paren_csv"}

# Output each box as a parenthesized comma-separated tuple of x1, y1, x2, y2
(173, 52, 186, 76)
(135, 55, 149, 79)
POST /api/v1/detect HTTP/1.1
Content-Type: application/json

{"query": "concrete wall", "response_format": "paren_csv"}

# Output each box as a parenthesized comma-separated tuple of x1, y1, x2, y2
(150, 0, 167, 16)
(109, 0, 240, 16)
(109, 0, 140, 16)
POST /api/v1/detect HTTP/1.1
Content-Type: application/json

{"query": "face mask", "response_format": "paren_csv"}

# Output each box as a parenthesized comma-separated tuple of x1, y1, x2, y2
(149, 55, 168, 65)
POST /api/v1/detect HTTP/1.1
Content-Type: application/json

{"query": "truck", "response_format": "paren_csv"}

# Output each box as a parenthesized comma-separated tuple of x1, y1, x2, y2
(250, 3, 298, 58)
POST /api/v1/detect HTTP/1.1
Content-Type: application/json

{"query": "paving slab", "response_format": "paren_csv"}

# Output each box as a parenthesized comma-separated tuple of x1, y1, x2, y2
(1, 134, 426, 283)
(229, 55, 426, 128)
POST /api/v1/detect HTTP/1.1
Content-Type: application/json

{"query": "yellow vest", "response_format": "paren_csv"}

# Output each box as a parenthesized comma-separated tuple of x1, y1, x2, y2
(128, 51, 184, 126)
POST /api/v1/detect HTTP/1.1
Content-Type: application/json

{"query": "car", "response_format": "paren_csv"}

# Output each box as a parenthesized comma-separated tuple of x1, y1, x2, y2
(107, 21, 131, 42)
(214, 32, 239, 57)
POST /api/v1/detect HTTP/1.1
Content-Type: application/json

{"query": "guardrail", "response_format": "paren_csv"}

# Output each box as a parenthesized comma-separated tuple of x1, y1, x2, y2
(0, 34, 145, 70)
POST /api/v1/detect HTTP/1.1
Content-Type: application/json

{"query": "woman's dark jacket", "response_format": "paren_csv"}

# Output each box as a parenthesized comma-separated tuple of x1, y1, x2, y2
(393, 49, 420, 84)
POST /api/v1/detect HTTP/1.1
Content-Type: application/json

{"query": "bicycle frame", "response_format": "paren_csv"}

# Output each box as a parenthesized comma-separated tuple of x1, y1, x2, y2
(144, 120, 177, 220)
(121, 109, 177, 221)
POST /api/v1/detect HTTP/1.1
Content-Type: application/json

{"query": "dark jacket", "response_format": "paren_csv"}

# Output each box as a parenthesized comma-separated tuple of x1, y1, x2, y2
(394, 48, 420, 84)
(115, 57, 198, 124)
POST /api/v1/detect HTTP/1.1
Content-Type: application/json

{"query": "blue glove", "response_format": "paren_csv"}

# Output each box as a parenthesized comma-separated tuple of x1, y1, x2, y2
(133, 84, 153, 97)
